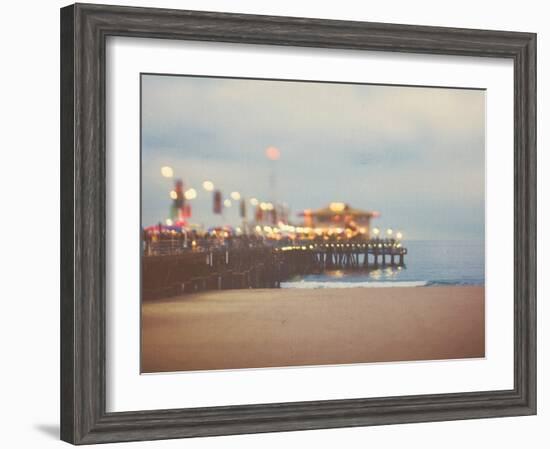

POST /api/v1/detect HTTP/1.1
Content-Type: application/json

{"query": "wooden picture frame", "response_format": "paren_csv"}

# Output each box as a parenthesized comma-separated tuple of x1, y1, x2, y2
(60, 3, 536, 444)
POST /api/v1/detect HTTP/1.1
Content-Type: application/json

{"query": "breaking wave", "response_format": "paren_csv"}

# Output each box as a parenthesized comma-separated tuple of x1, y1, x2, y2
(280, 280, 431, 289)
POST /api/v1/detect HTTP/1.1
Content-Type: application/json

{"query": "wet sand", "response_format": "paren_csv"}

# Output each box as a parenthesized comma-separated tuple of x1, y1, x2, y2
(141, 286, 484, 373)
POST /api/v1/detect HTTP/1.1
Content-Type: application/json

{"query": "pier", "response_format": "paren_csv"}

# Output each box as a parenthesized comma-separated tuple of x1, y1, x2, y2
(143, 197, 409, 300)
(143, 238, 407, 300)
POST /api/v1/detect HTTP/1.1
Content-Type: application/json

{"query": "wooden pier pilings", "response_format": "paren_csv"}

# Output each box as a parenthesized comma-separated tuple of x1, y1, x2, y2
(142, 241, 407, 300)
(142, 247, 284, 300)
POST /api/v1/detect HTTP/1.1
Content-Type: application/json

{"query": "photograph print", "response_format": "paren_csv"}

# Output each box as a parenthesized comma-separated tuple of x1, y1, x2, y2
(140, 74, 485, 373)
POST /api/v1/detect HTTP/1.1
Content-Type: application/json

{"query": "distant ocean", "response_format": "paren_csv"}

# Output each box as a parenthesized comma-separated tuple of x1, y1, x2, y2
(281, 240, 485, 289)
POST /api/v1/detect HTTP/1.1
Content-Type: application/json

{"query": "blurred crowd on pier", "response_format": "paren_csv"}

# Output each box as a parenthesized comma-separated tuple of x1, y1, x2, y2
(143, 223, 404, 257)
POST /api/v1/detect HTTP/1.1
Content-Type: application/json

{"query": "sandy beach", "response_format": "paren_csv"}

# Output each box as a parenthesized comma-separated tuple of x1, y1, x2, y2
(141, 286, 484, 373)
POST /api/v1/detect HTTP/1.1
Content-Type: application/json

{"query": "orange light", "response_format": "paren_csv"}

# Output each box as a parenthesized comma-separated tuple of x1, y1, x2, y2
(265, 146, 281, 161)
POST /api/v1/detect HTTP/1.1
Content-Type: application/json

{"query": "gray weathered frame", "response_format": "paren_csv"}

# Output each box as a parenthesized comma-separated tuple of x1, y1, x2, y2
(60, 3, 536, 444)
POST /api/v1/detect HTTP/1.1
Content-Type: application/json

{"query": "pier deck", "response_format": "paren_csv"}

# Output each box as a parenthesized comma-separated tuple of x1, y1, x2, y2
(143, 239, 407, 300)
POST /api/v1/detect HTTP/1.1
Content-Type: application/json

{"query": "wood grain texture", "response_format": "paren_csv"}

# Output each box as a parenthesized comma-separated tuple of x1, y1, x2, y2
(60, 3, 537, 444)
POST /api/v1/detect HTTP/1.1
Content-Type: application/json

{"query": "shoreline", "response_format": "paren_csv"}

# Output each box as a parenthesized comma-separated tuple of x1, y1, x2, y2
(280, 280, 483, 288)
(141, 286, 485, 373)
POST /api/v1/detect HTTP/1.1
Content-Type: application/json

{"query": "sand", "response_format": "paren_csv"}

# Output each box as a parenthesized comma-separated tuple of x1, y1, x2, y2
(141, 286, 484, 373)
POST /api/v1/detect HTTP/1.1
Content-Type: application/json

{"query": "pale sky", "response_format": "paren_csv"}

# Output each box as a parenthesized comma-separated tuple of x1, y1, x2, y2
(141, 74, 485, 240)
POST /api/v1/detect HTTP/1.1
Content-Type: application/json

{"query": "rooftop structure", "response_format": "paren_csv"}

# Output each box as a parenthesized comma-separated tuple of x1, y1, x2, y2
(299, 202, 380, 238)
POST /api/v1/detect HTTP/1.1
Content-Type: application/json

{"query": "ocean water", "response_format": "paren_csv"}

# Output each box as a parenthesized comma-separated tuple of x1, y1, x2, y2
(281, 240, 485, 289)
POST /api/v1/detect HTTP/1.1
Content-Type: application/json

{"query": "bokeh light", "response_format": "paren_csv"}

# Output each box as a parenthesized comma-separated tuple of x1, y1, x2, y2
(265, 146, 281, 161)
(160, 166, 174, 178)
(202, 180, 214, 191)
(184, 188, 197, 200)
(329, 202, 346, 213)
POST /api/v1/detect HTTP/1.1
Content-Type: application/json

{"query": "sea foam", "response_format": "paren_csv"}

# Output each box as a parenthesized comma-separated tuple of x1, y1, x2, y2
(280, 280, 429, 289)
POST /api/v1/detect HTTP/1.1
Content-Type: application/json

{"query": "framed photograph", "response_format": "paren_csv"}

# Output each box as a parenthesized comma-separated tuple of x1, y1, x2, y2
(60, 3, 536, 444)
